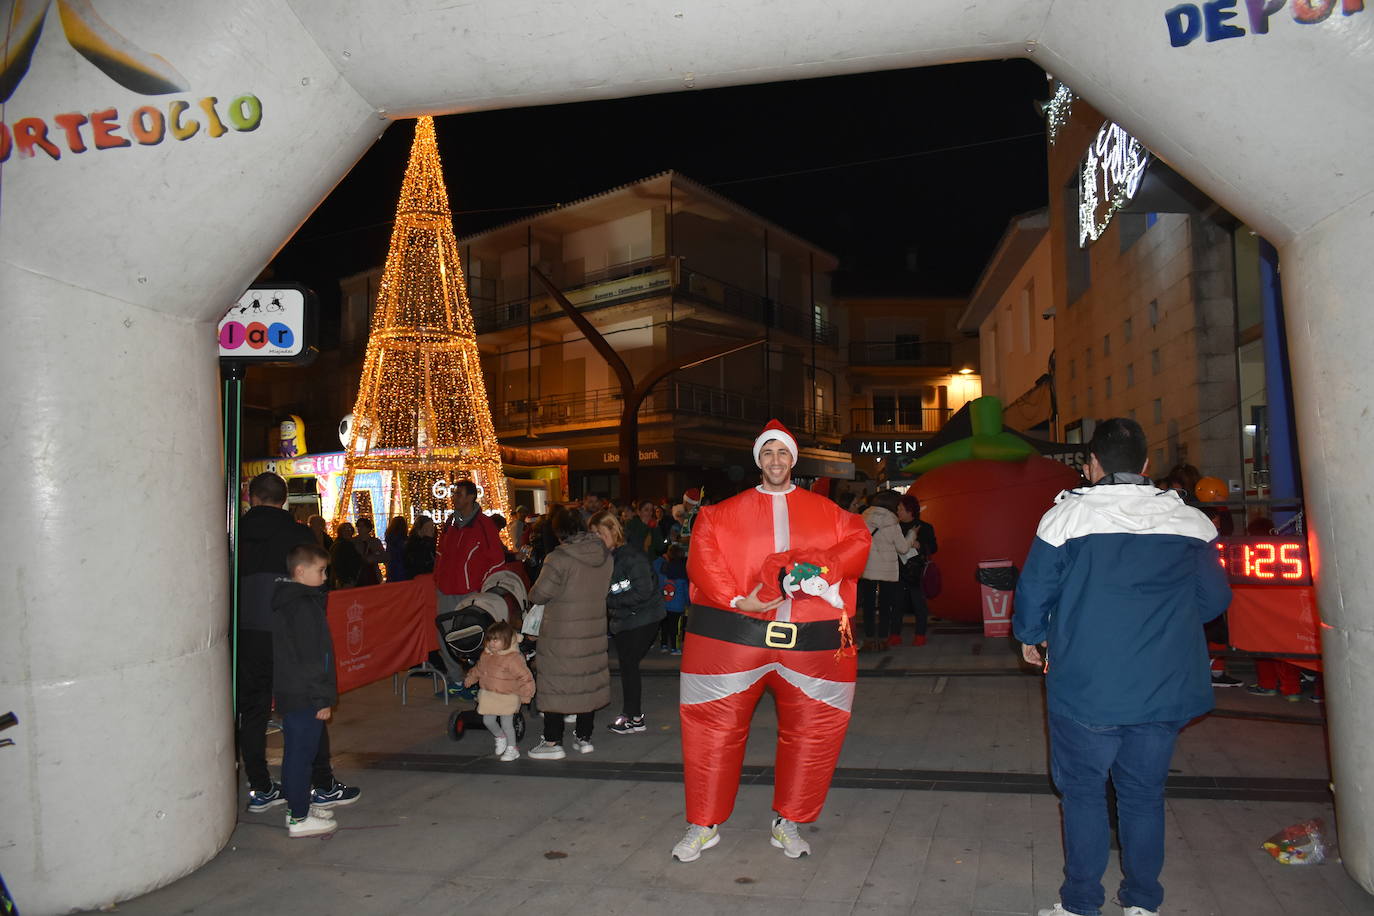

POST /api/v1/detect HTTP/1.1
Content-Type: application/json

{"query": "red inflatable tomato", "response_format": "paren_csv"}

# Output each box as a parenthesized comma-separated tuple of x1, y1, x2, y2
(911, 456, 1083, 623)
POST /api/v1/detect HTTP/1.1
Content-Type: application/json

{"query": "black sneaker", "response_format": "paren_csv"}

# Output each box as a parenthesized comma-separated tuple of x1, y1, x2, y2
(311, 780, 361, 808)
(608, 715, 646, 735)
(1211, 673, 1243, 687)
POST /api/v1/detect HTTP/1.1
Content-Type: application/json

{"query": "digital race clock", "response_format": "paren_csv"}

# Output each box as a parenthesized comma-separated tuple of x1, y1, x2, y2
(1215, 536, 1312, 586)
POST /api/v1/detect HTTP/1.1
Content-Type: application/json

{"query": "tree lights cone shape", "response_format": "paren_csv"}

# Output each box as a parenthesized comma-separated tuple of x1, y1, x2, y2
(333, 116, 510, 538)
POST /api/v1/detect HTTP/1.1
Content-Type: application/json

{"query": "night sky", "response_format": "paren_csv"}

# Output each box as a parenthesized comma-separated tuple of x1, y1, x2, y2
(270, 58, 1051, 326)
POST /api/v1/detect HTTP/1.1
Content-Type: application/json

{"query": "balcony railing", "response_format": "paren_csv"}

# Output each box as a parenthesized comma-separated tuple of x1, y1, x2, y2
(849, 406, 953, 435)
(493, 381, 840, 439)
(848, 339, 953, 368)
(469, 256, 837, 346)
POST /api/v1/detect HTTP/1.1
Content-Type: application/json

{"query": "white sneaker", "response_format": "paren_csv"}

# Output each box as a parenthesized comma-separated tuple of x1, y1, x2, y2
(308, 804, 335, 820)
(494, 736, 508, 756)
(1036, 906, 1087, 916)
(499, 746, 520, 762)
(286, 812, 338, 838)
(1122, 908, 1159, 916)
(572, 736, 594, 754)
(770, 815, 811, 858)
(528, 740, 566, 760)
(671, 823, 720, 862)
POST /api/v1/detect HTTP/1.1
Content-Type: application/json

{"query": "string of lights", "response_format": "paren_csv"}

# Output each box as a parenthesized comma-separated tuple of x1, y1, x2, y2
(332, 116, 513, 541)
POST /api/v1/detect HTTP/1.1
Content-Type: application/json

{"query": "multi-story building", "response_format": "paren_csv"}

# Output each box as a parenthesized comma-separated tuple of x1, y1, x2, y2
(839, 296, 981, 486)
(1044, 93, 1243, 484)
(958, 209, 1055, 435)
(342, 171, 852, 501)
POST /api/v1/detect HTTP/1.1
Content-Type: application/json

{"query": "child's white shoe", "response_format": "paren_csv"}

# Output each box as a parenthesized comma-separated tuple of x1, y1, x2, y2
(494, 736, 508, 756)
(500, 746, 520, 761)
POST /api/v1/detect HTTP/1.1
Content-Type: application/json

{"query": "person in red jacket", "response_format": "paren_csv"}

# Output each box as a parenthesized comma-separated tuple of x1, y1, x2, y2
(432, 480, 506, 689)
(672, 420, 870, 864)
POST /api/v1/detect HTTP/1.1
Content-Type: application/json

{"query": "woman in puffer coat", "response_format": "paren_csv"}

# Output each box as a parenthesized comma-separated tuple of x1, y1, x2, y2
(859, 490, 916, 651)
(526, 507, 614, 760)
(590, 510, 667, 736)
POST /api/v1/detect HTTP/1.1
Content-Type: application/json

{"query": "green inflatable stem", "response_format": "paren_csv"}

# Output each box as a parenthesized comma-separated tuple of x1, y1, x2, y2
(901, 395, 1034, 474)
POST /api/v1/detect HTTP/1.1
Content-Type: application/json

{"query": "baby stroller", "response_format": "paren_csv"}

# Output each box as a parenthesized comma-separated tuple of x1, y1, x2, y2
(435, 568, 536, 741)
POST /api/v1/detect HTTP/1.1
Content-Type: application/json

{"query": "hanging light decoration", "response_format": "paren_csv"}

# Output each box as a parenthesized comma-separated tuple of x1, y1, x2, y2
(332, 116, 511, 541)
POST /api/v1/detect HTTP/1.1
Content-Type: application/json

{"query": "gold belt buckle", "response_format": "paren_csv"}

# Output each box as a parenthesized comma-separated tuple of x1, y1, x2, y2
(764, 620, 798, 649)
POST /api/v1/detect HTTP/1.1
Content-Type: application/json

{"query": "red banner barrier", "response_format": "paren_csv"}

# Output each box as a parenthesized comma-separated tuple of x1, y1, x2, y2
(326, 574, 439, 694)
(1228, 584, 1322, 672)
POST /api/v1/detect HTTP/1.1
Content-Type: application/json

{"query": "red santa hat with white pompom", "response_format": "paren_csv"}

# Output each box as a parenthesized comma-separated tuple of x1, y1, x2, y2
(752, 418, 799, 467)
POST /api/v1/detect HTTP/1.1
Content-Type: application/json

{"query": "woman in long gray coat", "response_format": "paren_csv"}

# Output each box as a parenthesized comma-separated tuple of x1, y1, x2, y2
(527, 506, 614, 760)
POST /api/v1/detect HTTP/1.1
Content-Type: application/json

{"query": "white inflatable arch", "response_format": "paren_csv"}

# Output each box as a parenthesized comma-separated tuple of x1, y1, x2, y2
(1, 1, 1371, 911)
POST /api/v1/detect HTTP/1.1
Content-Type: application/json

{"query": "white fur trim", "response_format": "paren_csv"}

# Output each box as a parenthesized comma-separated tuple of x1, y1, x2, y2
(753, 428, 799, 466)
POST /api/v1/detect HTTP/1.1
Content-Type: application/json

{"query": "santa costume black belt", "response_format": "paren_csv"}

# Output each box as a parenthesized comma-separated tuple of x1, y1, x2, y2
(686, 603, 842, 651)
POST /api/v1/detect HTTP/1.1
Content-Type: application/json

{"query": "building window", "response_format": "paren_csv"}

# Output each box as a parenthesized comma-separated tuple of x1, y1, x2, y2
(1069, 396, 1078, 416)
(1069, 358, 1076, 380)
(1153, 398, 1163, 423)
(1021, 281, 1035, 354)
(895, 333, 921, 362)
(1103, 333, 1111, 357)
(1064, 177, 1091, 304)
(873, 389, 925, 430)
(1088, 386, 1095, 407)
(1151, 349, 1161, 375)
(1148, 299, 1159, 328)
(1124, 317, 1133, 342)
(1126, 364, 1135, 388)
(1105, 376, 1113, 399)
(1086, 347, 1093, 369)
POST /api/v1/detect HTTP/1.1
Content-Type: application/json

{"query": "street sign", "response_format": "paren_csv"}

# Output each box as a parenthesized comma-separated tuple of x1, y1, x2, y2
(218, 283, 318, 370)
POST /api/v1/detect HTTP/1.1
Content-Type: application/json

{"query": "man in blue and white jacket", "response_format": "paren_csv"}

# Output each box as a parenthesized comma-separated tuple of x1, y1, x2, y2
(1014, 418, 1231, 916)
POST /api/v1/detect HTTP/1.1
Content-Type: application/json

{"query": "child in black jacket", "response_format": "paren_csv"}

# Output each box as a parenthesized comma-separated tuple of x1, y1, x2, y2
(272, 543, 339, 838)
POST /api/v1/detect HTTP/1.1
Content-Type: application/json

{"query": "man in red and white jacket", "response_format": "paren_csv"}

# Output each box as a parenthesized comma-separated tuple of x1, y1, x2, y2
(671, 420, 870, 864)
(432, 480, 506, 687)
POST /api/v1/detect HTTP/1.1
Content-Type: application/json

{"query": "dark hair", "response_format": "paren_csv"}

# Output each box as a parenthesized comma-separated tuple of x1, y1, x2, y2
(336, 522, 355, 539)
(1088, 418, 1149, 476)
(550, 506, 584, 541)
(286, 542, 330, 573)
(386, 516, 408, 539)
(489, 513, 507, 531)
(869, 489, 901, 512)
(637, 499, 655, 511)
(452, 479, 478, 499)
(248, 472, 287, 506)
(355, 516, 375, 535)
(1166, 463, 1201, 498)
(665, 543, 684, 561)
(486, 619, 517, 650)
(898, 493, 921, 519)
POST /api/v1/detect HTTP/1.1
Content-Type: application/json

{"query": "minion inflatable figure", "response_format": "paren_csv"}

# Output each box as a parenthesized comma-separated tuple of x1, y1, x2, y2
(279, 415, 307, 458)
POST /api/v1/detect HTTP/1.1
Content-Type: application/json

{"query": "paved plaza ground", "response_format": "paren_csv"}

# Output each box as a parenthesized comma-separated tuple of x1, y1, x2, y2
(99, 628, 1372, 916)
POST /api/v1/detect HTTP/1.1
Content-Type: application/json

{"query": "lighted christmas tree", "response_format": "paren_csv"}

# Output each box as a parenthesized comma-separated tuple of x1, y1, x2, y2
(332, 116, 511, 538)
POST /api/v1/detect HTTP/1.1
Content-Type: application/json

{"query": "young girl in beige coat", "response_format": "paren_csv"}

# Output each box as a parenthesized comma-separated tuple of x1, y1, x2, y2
(463, 620, 535, 761)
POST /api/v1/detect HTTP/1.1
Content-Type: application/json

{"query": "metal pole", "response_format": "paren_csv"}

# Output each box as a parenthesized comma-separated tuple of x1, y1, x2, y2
(222, 364, 245, 712)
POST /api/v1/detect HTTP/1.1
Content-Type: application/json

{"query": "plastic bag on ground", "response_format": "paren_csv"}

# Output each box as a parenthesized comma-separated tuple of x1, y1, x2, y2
(1262, 818, 1332, 865)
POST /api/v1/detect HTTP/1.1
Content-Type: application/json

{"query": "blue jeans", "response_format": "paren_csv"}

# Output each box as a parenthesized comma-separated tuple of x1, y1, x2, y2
(282, 709, 325, 819)
(1048, 714, 1188, 916)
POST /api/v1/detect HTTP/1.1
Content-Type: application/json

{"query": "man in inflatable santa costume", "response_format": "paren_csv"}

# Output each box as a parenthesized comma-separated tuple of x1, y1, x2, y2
(672, 419, 871, 863)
